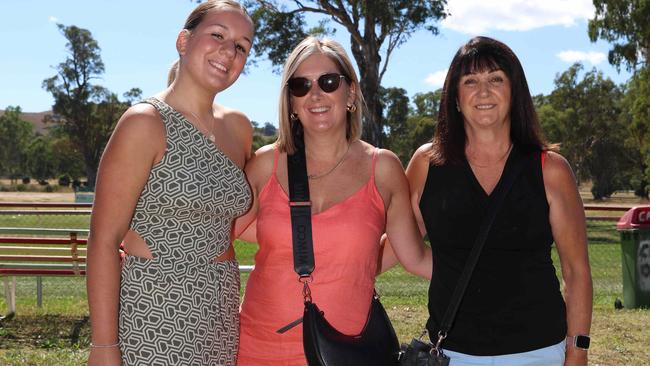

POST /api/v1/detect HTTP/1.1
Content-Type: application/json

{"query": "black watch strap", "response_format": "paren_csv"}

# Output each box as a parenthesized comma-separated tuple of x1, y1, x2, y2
(568, 335, 590, 350)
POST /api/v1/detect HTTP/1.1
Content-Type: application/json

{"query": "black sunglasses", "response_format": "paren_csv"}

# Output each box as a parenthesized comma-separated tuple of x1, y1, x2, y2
(287, 73, 349, 97)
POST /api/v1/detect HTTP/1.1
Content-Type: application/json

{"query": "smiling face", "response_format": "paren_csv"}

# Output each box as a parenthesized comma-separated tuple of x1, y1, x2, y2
(177, 8, 253, 93)
(289, 52, 355, 135)
(457, 69, 512, 131)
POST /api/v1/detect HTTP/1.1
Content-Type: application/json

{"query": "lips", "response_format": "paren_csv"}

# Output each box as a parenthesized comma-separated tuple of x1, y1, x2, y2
(475, 104, 496, 110)
(308, 106, 330, 113)
(208, 60, 228, 73)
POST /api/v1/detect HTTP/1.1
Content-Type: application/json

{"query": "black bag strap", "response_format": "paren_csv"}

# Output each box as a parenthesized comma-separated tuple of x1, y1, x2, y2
(434, 146, 527, 349)
(287, 143, 315, 279)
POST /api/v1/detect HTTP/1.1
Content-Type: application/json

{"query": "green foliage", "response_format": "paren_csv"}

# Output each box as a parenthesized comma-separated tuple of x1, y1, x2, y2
(0, 106, 34, 181)
(538, 63, 633, 199)
(588, 0, 650, 71)
(240, 0, 447, 146)
(251, 121, 278, 151)
(620, 67, 650, 197)
(42, 24, 142, 189)
(381, 88, 438, 165)
(26, 137, 57, 182)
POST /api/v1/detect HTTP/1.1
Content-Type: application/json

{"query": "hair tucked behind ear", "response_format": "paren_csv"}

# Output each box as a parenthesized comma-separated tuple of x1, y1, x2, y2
(167, 0, 252, 87)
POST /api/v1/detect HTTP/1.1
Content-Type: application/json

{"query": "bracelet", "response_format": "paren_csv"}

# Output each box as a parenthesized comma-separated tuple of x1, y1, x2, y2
(90, 342, 119, 348)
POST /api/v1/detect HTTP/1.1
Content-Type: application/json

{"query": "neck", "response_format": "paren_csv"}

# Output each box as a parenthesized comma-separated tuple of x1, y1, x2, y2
(164, 73, 217, 116)
(303, 132, 349, 162)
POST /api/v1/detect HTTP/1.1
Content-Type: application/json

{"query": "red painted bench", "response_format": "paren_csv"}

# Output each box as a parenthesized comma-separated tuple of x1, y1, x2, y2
(0, 233, 86, 316)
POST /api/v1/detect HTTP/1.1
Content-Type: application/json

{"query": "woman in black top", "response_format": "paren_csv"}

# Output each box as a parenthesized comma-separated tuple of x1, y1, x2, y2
(404, 37, 592, 365)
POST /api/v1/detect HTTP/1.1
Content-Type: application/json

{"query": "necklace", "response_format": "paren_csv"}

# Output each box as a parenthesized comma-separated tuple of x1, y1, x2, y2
(307, 143, 351, 180)
(188, 110, 216, 143)
(467, 143, 513, 168)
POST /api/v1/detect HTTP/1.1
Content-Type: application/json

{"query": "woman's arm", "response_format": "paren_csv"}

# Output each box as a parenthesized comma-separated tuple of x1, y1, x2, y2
(376, 148, 432, 279)
(543, 151, 592, 366)
(232, 145, 276, 243)
(86, 105, 165, 365)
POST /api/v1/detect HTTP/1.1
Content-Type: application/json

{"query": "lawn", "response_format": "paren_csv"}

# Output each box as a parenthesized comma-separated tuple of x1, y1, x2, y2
(0, 198, 649, 365)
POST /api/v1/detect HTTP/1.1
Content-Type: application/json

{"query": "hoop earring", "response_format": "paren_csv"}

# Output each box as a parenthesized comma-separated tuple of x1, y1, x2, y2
(346, 104, 357, 113)
(290, 112, 299, 122)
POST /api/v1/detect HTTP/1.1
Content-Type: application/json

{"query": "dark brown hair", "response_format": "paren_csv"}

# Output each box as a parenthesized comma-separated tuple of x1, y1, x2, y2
(431, 36, 554, 165)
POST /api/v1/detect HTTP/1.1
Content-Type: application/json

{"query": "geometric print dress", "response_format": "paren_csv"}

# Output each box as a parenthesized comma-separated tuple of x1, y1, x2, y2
(118, 97, 251, 365)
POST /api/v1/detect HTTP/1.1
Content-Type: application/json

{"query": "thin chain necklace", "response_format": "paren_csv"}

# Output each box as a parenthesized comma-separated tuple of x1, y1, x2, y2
(467, 143, 513, 168)
(188, 110, 216, 143)
(307, 143, 351, 180)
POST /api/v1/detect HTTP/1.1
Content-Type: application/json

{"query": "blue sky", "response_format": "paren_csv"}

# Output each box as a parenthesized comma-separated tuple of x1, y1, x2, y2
(0, 0, 632, 126)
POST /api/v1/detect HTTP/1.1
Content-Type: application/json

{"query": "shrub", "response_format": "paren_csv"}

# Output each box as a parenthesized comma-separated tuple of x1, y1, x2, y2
(58, 176, 71, 187)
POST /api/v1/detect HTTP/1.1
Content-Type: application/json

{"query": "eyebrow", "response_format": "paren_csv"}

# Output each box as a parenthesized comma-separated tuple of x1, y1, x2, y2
(209, 23, 252, 45)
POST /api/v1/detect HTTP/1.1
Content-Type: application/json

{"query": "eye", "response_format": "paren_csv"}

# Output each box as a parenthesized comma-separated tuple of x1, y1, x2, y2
(211, 32, 224, 40)
(235, 43, 247, 53)
(462, 77, 478, 86)
(489, 75, 504, 84)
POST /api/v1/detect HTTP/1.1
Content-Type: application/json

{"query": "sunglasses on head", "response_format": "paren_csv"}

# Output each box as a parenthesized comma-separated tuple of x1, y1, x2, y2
(287, 73, 349, 97)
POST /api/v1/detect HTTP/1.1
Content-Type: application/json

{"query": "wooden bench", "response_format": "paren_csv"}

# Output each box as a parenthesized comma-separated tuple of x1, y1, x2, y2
(0, 233, 86, 316)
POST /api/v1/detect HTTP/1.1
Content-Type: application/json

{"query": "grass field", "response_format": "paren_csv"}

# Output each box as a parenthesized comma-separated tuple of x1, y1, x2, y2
(1, 194, 649, 365)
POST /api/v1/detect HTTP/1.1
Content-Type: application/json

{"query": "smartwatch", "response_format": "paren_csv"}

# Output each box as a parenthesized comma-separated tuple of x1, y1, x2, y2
(567, 335, 590, 350)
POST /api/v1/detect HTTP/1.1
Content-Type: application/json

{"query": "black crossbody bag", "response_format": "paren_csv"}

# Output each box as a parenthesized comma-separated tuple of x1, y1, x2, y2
(284, 141, 400, 366)
(399, 147, 526, 366)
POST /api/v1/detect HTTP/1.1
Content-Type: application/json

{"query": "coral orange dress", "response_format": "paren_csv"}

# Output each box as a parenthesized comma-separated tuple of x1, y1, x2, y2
(237, 147, 385, 365)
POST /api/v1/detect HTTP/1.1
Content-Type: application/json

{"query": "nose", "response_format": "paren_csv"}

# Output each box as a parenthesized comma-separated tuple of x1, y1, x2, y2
(307, 81, 323, 99)
(478, 80, 490, 96)
(219, 40, 236, 58)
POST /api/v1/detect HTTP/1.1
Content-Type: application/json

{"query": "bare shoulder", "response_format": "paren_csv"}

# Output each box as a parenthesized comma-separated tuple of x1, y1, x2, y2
(245, 144, 277, 188)
(543, 151, 575, 185)
(110, 103, 165, 149)
(216, 104, 253, 137)
(408, 143, 433, 170)
(363, 142, 402, 173)
(542, 150, 579, 203)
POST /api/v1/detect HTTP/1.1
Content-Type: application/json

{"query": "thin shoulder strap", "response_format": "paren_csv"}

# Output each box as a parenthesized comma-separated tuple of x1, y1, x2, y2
(272, 145, 280, 176)
(371, 147, 379, 182)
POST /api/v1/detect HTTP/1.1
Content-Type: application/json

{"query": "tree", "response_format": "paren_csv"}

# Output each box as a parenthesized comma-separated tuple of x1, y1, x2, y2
(43, 24, 141, 189)
(540, 63, 632, 199)
(0, 106, 34, 182)
(26, 137, 57, 183)
(588, 0, 650, 71)
(242, 0, 447, 147)
(620, 67, 650, 197)
(380, 88, 439, 164)
(381, 87, 410, 163)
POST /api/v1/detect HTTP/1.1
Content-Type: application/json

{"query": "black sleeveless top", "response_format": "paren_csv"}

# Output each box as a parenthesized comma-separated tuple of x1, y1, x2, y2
(420, 145, 566, 355)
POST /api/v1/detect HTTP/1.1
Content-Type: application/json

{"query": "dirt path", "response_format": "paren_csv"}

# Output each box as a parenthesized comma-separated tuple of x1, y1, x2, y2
(0, 192, 75, 202)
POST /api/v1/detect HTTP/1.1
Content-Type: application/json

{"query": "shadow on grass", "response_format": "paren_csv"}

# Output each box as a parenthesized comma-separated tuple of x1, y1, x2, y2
(0, 314, 90, 349)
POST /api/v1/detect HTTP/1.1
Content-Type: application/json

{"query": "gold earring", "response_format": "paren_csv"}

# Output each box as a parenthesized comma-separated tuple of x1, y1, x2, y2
(346, 104, 357, 113)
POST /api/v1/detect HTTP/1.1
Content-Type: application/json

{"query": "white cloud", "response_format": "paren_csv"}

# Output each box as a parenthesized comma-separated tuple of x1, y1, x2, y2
(48, 16, 58, 23)
(424, 69, 448, 87)
(556, 50, 606, 65)
(442, 0, 595, 34)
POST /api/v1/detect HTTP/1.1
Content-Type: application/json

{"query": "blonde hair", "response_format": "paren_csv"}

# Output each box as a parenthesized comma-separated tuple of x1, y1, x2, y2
(276, 36, 364, 154)
(167, 0, 253, 85)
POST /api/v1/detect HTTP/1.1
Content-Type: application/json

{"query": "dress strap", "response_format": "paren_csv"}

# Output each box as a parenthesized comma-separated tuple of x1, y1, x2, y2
(272, 145, 280, 175)
(371, 147, 379, 183)
(541, 150, 547, 170)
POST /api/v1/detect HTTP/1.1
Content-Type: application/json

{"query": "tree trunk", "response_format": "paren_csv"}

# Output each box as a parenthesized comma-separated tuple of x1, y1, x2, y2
(350, 4, 383, 148)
